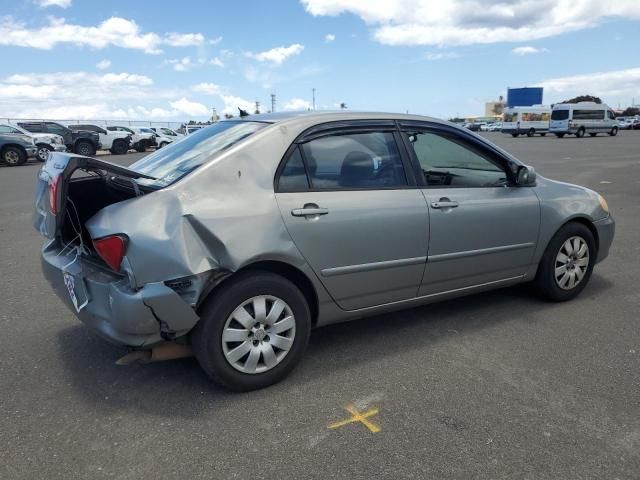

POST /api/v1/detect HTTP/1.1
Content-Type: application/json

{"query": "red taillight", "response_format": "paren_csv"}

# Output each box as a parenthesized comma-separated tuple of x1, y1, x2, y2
(49, 176, 60, 215)
(93, 235, 127, 271)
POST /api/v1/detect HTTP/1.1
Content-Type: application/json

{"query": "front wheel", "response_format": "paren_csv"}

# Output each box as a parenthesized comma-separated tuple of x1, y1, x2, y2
(534, 222, 596, 301)
(576, 127, 585, 138)
(135, 144, 146, 153)
(36, 144, 53, 162)
(110, 139, 128, 155)
(540, 133, 546, 137)
(74, 140, 95, 156)
(527, 128, 535, 137)
(511, 133, 519, 138)
(192, 271, 311, 391)
(2, 146, 27, 166)
(555, 133, 565, 138)
(609, 127, 618, 136)
(589, 132, 597, 137)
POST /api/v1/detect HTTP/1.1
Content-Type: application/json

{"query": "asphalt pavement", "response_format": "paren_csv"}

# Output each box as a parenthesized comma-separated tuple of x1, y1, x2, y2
(1, 132, 639, 479)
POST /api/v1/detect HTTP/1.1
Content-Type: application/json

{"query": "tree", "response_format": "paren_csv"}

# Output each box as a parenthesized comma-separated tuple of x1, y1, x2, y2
(620, 107, 640, 117)
(561, 95, 602, 104)
(224, 113, 234, 119)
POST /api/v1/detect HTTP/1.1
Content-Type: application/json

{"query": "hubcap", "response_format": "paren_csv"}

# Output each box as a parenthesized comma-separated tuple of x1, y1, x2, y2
(555, 236, 590, 290)
(38, 147, 49, 161)
(221, 295, 296, 374)
(5, 151, 19, 164)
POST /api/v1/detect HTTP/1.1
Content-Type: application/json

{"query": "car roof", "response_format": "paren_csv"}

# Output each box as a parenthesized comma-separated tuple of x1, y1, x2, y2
(236, 110, 451, 127)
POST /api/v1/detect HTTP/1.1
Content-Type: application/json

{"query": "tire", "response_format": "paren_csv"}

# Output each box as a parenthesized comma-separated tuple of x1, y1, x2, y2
(575, 127, 585, 138)
(589, 133, 597, 137)
(534, 222, 596, 302)
(74, 140, 95, 156)
(159, 142, 168, 149)
(511, 133, 519, 138)
(135, 144, 146, 153)
(2, 146, 27, 166)
(527, 128, 535, 137)
(36, 144, 53, 162)
(540, 133, 546, 137)
(609, 127, 618, 136)
(110, 139, 128, 155)
(555, 133, 565, 138)
(192, 271, 312, 391)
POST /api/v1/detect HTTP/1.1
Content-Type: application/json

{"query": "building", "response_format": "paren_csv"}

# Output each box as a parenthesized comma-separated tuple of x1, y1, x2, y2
(485, 101, 505, 117)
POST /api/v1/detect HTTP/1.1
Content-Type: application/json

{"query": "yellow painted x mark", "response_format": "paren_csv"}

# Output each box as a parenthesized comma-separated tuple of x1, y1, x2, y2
(328, 405, 381, 433)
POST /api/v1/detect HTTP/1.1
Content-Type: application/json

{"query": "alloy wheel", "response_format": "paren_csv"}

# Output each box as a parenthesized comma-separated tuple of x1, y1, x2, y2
(4, 150, 20, 165)
(221, 295, 296, 374)
(555, 236, 590, 290)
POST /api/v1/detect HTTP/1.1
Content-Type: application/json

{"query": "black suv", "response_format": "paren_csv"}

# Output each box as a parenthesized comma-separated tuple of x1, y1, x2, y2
(17, 121, 101, 156)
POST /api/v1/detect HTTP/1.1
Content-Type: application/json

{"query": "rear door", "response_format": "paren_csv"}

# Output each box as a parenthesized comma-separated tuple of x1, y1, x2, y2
(275, 122, 429, 311)
(400, 122, 540, 295)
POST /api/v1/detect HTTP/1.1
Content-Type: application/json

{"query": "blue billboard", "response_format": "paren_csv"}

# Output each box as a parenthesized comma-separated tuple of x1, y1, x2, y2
(507, 87, 543, 108)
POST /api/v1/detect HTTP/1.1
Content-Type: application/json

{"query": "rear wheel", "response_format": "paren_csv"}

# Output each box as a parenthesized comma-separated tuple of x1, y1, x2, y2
(74, 140, 95, 156)
(527, 128, 535, 137)
(135, 144, 146, 153)
(589, 132, 597, 137)
(511, 133, 519, 138)
(159, 142, 168, 149)
(540, 132, 546, 137)
(534, 222, 595, 301)
(555, 133, 565, 138)
(576, 127, 585, 138)
(192, 271, 311, 391)
(609, 127, 618, 136)
(36, 144, 53, 162)
(2, 146, 27, 166)
(110, 139, 128, 155)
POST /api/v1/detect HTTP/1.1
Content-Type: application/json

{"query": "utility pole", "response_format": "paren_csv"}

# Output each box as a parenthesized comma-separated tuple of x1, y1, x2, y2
(271, 93, 276, 113)
(312, 88, 316, 110)
(255, 100, 260, 114)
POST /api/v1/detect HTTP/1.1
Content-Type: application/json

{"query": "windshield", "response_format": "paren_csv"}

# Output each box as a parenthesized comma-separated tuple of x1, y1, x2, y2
(130, 121, 268, 187)
(551, 109, 569, 120)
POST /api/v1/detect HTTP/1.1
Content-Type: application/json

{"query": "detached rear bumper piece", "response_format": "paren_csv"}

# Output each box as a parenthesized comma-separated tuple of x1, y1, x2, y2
(41, 241, 199, 347)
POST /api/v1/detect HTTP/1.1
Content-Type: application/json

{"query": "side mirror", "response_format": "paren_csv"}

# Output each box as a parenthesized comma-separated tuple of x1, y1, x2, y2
(516, 165, 536, 186)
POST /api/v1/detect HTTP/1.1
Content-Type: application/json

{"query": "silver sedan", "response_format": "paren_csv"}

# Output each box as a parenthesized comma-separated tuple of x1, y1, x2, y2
(34, 111, 614, 391)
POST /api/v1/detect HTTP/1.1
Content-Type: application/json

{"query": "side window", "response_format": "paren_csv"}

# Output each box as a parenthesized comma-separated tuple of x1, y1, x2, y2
(106, 127, 116, 131)
(405, 131, 507, 188)
(0, 125, 20, 134)
(608, 111, 615, 120)
(22, 123, 45, 133)
(299, 131, 407, 189)
(278, 147, 309, 192)
(47, 123, 67, 135)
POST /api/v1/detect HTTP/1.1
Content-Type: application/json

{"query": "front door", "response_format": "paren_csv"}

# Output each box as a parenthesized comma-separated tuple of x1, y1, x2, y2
(400, 125, 540, 296)
(275, 127, 429, 310)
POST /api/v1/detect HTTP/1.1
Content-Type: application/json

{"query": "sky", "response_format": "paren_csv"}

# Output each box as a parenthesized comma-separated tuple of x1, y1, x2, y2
(1, 0, 639, 122)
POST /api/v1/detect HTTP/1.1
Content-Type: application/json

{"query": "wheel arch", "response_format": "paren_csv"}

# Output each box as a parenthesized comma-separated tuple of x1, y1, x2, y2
(1, 143, 27, 157)
(549, 216, 599, 255)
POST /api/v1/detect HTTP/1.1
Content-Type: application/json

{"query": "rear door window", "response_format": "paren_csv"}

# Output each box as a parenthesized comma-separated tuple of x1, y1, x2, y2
(299, 131, 407, 189)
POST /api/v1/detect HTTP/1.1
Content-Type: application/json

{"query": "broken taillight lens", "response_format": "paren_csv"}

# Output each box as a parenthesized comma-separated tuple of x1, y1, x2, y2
(93, 235, 128, 271)
(49, 176, 60, 215)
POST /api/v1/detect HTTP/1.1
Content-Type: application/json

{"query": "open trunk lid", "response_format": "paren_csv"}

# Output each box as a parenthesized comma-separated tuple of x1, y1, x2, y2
(33, 152, 156, 240)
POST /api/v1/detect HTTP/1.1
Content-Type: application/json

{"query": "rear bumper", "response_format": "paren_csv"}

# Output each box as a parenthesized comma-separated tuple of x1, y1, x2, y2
(52, 144, 67, 152)
(594, 215, 615, 264)
(41, 241, 199, 347)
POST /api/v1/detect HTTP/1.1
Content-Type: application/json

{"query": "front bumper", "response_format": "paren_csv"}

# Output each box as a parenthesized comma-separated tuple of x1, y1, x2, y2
(41, 241, 199, 347)
(593, 215, 615, 264)
(26, 147, 38, 158)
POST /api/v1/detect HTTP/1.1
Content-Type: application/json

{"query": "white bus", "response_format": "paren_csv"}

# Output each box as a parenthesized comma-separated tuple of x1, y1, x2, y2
(501, 106, 551, 137)
(549, 102, 618, 138)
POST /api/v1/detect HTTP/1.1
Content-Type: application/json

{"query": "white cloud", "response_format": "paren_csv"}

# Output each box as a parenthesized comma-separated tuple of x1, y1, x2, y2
(246, 44, 304, 64)
(164, 32, 205, 47)
(512, 46, 548, 55)
(325, 33, 336, 42)
(35, 0, 72, 7)
(96, 59, 111, 70)
(537, 67, 640, 101)
(220, 95, 256, 115)
(301, 0, 640, 46)
(192, 82, 222, 95)
(210, 57, 224, 67)
(423, 51, 460, 61)
(209, 36, 223, 45)
(165, 56, 192, 71)
(169, 97, 209, 116)
(0, 16, 205, 54)
(283, 98, 312, 111)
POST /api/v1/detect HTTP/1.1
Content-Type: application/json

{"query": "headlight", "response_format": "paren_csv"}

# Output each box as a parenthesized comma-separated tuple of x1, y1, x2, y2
(598, 194, 609, 213)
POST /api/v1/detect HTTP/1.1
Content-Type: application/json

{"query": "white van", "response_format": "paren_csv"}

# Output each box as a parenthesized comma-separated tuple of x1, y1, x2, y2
(549, 102, 618, 138)
(501, 106, 551, 137)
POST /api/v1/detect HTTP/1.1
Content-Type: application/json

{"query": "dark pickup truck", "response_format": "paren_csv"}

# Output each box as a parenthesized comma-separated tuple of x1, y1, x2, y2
(18, 121, 101, 156)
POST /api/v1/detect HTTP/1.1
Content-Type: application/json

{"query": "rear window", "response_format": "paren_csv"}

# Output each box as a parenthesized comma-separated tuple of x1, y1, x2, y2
(551, 110, 569, 120)
(130, 121, 268, 187)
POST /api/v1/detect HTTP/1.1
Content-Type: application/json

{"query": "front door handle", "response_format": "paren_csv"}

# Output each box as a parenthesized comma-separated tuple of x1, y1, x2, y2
(291, 205, 329, 217)
(431, 199, 459, 209)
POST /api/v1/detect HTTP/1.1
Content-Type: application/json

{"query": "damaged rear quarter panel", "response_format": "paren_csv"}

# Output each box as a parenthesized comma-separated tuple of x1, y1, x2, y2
(85, 123, 317, 299)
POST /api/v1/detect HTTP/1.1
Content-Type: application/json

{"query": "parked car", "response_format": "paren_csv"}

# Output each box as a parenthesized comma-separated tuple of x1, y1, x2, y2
(0, 123, 66, 162)
(106, 126, 147, 152)
(18, 121, 101, 156)
(149, 128, 176, 148)
(150, 127, 184, 139)
(549, 102, 618, 138)
(1, 132, 37, 166)
(34, 111, 615, 391)
(487, 122, 503, 132)
(463, 122, 484, 132)
(130, 127, 157, 152)
(68, 124, 132, 155)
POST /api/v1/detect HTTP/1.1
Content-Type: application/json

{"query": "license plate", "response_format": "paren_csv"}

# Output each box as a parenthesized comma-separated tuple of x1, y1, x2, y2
(63, 272, 86, 312)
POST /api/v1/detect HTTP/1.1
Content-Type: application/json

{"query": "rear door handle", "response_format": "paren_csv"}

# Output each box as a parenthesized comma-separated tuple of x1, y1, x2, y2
(291, 206, 329, 217)
(431, 200, 459, 209)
